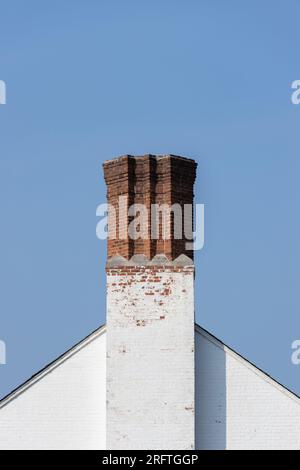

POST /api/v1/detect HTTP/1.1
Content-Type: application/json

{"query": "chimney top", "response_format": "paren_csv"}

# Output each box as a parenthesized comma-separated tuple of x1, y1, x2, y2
(103, 153, 196, 165)
(103, 154, 197, 261)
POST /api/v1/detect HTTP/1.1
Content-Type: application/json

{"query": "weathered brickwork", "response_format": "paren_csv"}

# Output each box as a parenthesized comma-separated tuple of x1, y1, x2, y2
(103, 155, 197, 260)
(106, 262, 195, 450)
(105, 154, 196, 450)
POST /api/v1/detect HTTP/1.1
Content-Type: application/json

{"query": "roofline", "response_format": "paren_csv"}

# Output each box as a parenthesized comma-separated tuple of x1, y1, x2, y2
(0, 323, 298, 409)
(0, 325, 106, 410)
(196, 324, 300, 404)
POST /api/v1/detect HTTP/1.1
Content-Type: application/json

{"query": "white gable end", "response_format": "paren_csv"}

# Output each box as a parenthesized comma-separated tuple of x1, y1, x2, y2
(195, 327, 300, 450)
(0, 328, 106, 450)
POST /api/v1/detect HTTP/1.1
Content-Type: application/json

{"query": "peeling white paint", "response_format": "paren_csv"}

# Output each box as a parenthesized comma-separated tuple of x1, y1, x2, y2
(106, 267, 195, 450)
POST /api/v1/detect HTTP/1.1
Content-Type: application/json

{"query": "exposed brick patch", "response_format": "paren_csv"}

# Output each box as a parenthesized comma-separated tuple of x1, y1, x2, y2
(106, 266, 194, 275)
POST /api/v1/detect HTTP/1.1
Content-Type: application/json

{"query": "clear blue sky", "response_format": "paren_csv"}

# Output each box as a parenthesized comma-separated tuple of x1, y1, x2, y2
(0, 0, 300, 398)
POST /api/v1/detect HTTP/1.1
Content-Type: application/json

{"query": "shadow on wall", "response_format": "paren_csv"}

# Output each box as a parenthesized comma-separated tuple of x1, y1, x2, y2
(195, 331, 226, 450)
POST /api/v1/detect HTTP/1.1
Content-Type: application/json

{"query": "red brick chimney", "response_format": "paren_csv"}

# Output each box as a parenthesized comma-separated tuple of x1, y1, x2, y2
(103, 154, 197, 260)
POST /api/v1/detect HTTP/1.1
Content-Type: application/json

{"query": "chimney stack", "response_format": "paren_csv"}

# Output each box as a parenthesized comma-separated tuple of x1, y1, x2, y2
(104, 154, 197, 450)
(103, 154, 197, 260)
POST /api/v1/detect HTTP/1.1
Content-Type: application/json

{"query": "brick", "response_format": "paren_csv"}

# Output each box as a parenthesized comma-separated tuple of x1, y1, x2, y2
(103, 155, 197, 260)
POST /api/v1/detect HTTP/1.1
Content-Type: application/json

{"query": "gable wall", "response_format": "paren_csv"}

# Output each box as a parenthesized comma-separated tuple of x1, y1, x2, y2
(0, 331, 106, 450)
(195, 329, 300, 450)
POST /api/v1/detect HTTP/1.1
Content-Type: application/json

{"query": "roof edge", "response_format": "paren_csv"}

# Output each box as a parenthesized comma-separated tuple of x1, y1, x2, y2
(0, 325, 106, 410)
(195, 324, 300, 404)
(0, 323, 299, 409)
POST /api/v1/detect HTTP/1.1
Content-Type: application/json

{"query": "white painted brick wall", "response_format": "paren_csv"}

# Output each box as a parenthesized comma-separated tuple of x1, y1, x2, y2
(106, 266, 195, 450)
(0, 330, 106, 450)
(195, 328, 300, 450)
